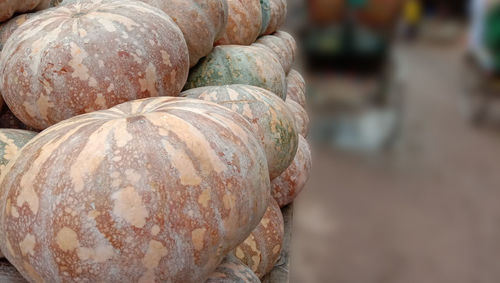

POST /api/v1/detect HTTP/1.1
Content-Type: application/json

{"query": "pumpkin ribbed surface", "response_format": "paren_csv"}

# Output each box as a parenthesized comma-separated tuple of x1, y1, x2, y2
(272, 135, 312, 207)
(0, 0, 189, 130)
(263, 0, 287, 35)
(205, 255, 260, 283)
(185, 45, 287, 100)
(233, 198, 284, 278)
(182, 85, 298, 180)
(255, 34, 294, 74)
(0, 97, 270, 282)
(215, 0, 262, 45)
(286, 98, 309, 137)
(286, 69, 306, 108)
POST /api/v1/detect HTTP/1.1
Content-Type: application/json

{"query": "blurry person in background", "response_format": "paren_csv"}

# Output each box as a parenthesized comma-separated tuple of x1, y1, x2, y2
(403, 0, 422, 40)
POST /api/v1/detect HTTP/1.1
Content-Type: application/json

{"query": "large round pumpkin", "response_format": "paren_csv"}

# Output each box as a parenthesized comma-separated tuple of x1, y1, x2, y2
(286, 69, 306, 108)
(0, 0, 189, 130)
(181, 85, 298, 180)
(286, 98, 309, 137)
(272, 135, 311, 207)
(206, 255, 260, 283)
(255, 34, 294, 74)
(233, 198, 284, 278)
(185, 45, 287, 100)
(0, 0, 49, 23)
(0, 97, 270, 282)
(263, 0, 287, 35)
(215, 0, 262, 46)
(139, 0, 228, 67)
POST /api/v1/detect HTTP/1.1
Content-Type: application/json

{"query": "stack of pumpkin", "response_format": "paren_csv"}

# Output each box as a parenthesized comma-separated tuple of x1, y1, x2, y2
(0, 0, 311, 282)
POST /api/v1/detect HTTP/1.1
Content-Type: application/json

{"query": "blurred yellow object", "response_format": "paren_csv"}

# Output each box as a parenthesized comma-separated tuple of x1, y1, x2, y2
(404, 0, 422, 25)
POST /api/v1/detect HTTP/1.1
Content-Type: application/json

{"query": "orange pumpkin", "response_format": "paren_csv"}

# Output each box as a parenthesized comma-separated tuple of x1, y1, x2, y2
(0, 0, 189, 130)
(0, 97, 270, 282)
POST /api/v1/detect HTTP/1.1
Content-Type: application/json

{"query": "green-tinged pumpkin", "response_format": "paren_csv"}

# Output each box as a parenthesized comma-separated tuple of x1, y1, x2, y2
(215, 0, 262, 45)
(0, 0, 189, 130)
(259, 0, 271, 35)
(286, 70, 306, 108)
(233, 198, 284, 278)
(272, 135, 311, 207)
(286, 98, 309, 137)
(185, 45, 287, 100)
(205, 255, 260, 283)
(182, 85, 298, 180)
(137, 0, 228, 67)
(0, 97, 270, 282)
(254, 34, 294, 74)
(263, 0, 287, 35)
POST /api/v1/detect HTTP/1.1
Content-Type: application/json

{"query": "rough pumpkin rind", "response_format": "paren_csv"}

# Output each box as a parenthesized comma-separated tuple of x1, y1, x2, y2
(0, 0, 189, 130)
(0, 97, 270, 282)
(185, 45, 287, 100)
(286, 69, 306, 108)
(138, 0, 228, 67)
(254, 34, 294, 74)
(181, 84, 298, 180)
(272, 135, 312, 207)
(233, 198, 284, 278)
(263, 0, 287, 35)
(215, 0, 262, 46)
(286, 98, 309, 137)
(205, 255, 260, 283)
(274, 31, 297, 62)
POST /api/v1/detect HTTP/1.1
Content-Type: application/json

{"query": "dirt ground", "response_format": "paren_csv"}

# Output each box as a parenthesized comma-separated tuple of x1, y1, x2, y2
(290, 40, 500, 283)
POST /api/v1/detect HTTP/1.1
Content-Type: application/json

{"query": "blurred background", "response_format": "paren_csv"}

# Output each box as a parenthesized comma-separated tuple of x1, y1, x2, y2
(285, 0, 500, 282)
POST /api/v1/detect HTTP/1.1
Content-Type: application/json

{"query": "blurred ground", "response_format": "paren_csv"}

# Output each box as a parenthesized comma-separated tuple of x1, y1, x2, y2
(291, 39, 500, 283)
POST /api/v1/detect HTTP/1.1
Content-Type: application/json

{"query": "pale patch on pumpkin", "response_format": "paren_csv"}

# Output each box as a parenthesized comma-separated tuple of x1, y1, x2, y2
(23, 100, 39, 119)
(235, 247, 245, 260)
(19, 234, 36, 256)
(6, 239, 14, 257)
(192, 228, 206, 251)
(23, 261, 43, 283)
(114, 121, 133, 148)
(272, 244, 281, 255)
(56, 227, 79, 252)
(138, 63, 159, 96)
(89, 77, 98, 87)
(111, 186, 148, 228)
(261, 216, 270, 228)
(94, 93, 107, 109)
(160, 50, 172, 67)
(3, 142, 19, 161)
(36, 95, 54, 121)
(16, 185, 39, 215)
(223, 193, 235, 210)
(77, 243, 114, 263)
(198, 189, 211, 208)
(151, 225, 160, 236)
(161, 139, 201, 186)
(139, 240, 168, 282)
(68, 42, 90, 81)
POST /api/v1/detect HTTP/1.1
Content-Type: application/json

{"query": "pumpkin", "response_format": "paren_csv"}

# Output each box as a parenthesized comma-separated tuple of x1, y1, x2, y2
(0, 0, 49, 23)
(272, 135, 311, 207)
(215, 0, 262, 46)
(0, 97, 270, 282)
(286, 99, 309, 137)
(274, 31, 297, 62)
(181, 85, 298, 180)
(254, 34, 294, 74)
(263, 0, 287, 35)
(206, 255, 260, 283)
(0, 0, 189, 130)
(259, 0, 271, 35)
(185, 45, 287, 100)
(138, 0, 228, 67)
(286, 70, 306, 108)
(233, 198, 284, 278)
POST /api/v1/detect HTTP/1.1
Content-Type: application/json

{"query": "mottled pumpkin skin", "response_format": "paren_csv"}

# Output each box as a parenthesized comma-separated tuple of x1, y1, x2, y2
(139, 0, 228, 67)
(263, 0, 287, 35)
(215, 0, 262, 45)
(206, 255, 260, 283)
(274, 31, 297, 62)
(0, 0, 189, 130)
(0, 97, 270, 283)
(185, 45, 287, 100)
(286, 98, 309, 137)
(272, 135, 311, 207)
(181, 85, 298, 180)
(0, 0, 49, 23)
(233, 198, 284, 278)
(254, 35, 294, 74)
(286, 70, 306, 108)
(259, 0, 271, 35)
